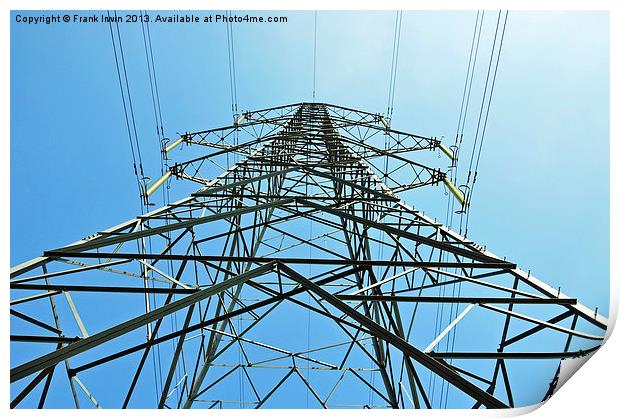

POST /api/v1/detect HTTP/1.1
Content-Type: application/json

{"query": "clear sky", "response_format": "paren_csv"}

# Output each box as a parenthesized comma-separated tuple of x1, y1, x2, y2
(10, 10, 609, 408)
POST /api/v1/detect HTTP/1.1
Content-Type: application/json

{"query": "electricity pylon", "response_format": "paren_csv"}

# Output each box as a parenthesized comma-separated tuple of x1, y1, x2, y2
(10, 103, 607, 409)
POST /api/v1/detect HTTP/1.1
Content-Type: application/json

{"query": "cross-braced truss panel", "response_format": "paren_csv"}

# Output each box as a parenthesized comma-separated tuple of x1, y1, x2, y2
(10, 103, 607, 409)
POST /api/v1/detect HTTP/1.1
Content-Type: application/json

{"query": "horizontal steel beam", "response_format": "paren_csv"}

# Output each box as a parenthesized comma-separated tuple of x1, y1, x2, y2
(11, 284, 198, 295)
(429, 347, 600, 360)
(337, 295, 578, 305)
(11, 335, 79, 344)
(42, 252, 516, 270)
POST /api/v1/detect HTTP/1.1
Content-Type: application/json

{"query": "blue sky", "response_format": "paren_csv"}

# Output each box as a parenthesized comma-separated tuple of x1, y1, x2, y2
(10, 10, 609, 408)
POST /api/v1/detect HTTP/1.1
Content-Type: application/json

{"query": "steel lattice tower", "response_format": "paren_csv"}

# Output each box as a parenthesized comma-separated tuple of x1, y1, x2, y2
(10, 103, 607, 409)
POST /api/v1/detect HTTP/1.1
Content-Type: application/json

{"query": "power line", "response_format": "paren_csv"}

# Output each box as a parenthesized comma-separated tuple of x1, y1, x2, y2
(144, 12, 165, 139)
(455, 12, 485, 153)
(139, 14, 182, 405)
(444, 11, 485, 231)
(386, 11, 403, 120)
(453, 11, 481, 147)
(387, 12, 398, 117)
(114, 13, 145, 178)
(140, 14, 160, 141)
(140, 11, 170, 207)
(108, 10, 167, 403)
(226, 11, 239, 119)
(464, 11, 503, 187)
(107, 10, 145, 213)
(473, 12, 509, 175)
(457, 10, 502, 237)
(312, 11, 318, 102)
(464, 11, 509, 232)
(439, 11, 505, 407)
(230, 17, 238, 116)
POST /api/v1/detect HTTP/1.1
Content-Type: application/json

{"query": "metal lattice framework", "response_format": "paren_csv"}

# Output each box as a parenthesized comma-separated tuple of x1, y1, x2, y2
(10, 103, 607, 409)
